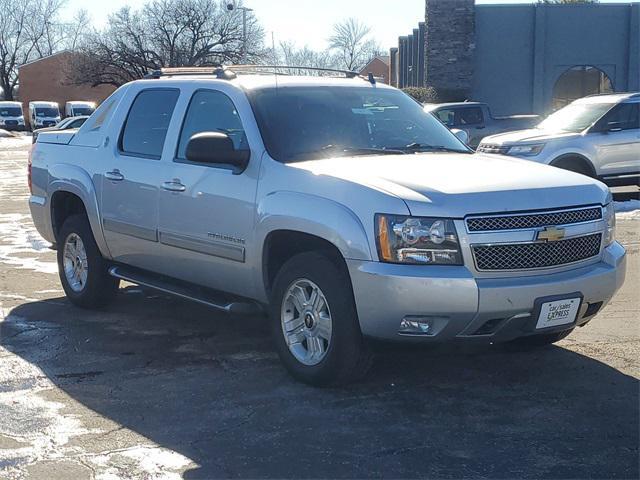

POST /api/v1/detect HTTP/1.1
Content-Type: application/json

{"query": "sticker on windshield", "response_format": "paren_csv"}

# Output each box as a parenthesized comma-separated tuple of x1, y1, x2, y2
(351, 108, 373, 115)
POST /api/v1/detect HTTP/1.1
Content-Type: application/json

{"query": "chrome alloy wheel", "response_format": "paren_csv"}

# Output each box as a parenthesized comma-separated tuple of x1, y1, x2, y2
(62, 233, 88, 293)
(281, 278, 333, 366)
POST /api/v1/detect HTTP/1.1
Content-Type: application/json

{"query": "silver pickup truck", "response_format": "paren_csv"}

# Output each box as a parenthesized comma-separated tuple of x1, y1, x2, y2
(28, 67, 626, 386)
(424, 101, 539, 148)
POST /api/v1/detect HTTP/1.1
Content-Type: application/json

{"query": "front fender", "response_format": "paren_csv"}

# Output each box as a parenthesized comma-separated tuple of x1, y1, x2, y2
(254, 191, 373, 262)
(47, 163, 111, 258)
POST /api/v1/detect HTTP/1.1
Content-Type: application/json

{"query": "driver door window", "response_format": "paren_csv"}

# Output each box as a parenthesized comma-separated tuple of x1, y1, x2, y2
(176, 89, 248, 163)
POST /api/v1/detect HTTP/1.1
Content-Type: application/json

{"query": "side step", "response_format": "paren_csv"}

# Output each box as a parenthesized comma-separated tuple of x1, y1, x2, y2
(108, 265, 262, 315)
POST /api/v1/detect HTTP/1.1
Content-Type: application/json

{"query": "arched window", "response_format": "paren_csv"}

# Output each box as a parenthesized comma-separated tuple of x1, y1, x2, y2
(552, 66, 613, 111)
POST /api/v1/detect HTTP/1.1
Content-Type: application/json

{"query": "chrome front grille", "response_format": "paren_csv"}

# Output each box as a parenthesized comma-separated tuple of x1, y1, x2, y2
(472, 233, 602, 271)
(466, 206, 602, 232)
(477, 144, 509, 154)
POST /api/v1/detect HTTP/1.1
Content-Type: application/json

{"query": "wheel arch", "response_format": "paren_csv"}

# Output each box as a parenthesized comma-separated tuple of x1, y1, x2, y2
(47, 163, 111, 257)
(254, 191, 373, 300)
(550, 153, 597, 177)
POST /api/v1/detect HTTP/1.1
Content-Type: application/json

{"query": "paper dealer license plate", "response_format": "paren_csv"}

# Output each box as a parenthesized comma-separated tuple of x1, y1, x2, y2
(536, 298, 581, 329)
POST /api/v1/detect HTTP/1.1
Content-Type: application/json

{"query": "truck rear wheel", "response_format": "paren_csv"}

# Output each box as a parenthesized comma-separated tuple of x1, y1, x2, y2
(269, 252, 372, 386)
(57, 215, 119, 308)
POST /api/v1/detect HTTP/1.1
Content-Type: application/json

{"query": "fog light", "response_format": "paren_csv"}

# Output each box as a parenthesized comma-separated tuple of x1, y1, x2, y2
(398, 316, 448, 336)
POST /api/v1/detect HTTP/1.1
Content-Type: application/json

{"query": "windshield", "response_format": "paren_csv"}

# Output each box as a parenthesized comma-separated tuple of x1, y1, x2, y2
(36, 108, 59, 117)
(248, 86, 470, 163)
(72, 107, 94, 116)
(0, 107, 22, 117)
(537, 102, 614, 132)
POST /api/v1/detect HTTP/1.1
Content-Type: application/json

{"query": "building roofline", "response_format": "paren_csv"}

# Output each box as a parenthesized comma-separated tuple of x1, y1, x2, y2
(18, 50, 73, 69)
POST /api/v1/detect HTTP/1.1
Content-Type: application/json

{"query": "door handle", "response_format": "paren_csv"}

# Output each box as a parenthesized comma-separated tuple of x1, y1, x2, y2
(161, 180, 186, 192)
(105, 170, 124, 181)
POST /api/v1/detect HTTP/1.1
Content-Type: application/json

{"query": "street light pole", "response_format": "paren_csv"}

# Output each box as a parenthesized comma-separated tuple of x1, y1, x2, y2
(226, 1, 253, 63)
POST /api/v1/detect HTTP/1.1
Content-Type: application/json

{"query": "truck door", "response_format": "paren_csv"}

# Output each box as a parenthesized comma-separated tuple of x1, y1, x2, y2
(590, 103, 640, 177)
(157, 88, 259, 299)
(101, 88, 180, 271)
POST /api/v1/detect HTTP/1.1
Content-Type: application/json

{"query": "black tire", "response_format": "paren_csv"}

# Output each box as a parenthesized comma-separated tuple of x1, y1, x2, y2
(270, 252, 372, 387)
(57, 214, 119, 308)
(506, 328, 573, 349)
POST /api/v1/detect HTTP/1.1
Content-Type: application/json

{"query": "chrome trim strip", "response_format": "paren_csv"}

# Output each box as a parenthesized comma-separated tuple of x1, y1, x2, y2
(103, 218, 158, 242)
(465, 204, 603, 233)
(159, 231, 245, 263)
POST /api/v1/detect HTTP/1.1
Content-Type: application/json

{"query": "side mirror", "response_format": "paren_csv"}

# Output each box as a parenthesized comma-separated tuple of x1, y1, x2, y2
(451, 128, 469, 145)
(185, 132, 250, 173)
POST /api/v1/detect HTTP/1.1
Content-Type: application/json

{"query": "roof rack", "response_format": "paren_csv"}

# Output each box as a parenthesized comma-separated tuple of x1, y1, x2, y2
(143, 65, 362, 80)
(144, 66, 236, 80)
(226, 65, 361, 78)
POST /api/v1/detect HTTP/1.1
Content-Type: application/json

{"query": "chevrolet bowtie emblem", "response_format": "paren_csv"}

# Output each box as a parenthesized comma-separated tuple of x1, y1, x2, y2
(536, 226, 566, 242)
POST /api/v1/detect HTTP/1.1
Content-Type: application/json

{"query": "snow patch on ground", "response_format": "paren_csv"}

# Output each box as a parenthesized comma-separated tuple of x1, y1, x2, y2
(615, 200, 640, 219)
(0, 308, 197, 479)
(0, 134, 31, 148)
(0, 213, 57, 274)
(91, 446, 194, 480)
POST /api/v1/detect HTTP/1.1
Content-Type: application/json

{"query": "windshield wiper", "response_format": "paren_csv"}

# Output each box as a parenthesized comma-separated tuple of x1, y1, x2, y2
(320, 145, 407, 156)
(398, 143, 470, 153)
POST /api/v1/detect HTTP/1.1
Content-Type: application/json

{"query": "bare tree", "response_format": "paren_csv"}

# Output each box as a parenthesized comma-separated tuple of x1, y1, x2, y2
(0, 0, 67, 100)
(328, 18, 381, 72)
(71, 0, 264, 88)
(271, 41, 337, 74)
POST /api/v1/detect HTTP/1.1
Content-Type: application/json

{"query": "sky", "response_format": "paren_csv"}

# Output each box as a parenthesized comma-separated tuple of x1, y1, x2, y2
(61, 0, 638, 52)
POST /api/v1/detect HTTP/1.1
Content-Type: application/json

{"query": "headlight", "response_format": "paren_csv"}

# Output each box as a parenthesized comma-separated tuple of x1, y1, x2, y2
(375, 214, 463, 265)
(603, 203, 616, 246)
(507, 144, 545, 156)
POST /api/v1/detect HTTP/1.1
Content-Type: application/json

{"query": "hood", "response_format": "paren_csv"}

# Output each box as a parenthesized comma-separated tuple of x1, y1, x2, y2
(293, 153, 608, 218)
(481, 128, 580, 145)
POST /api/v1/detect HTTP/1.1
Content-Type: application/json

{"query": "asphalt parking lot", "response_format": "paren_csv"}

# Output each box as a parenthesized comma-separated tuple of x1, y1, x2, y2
(1, 137, 638, 479)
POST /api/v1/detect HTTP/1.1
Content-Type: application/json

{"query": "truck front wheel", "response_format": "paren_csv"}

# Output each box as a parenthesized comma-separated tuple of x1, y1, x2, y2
(270, 252, 372, 386)
(57, 215, 119, 308)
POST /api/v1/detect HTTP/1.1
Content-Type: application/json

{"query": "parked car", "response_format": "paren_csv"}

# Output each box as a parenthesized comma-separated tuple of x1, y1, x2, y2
(32, 116, 89, 144)
(28, 67, 626, 386)
(65, 101, 96, 118)
(424, 102, 539, 148)
(29, 101, 61, 130)
(0, 101, 26, 131)
(478, 93, 640, 186)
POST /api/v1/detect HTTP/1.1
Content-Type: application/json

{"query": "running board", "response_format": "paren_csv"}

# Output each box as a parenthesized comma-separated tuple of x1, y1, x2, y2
(108, 265, 261, 315)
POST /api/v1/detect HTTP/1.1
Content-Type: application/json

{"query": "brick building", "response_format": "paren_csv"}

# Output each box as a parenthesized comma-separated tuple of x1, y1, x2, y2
(391, 0, 640, 115)
(359, 55, 390, 84)
(18, 51, 116, 128)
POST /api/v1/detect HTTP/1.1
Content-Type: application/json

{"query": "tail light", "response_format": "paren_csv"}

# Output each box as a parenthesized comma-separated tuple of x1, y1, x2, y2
(28, 145, 33, 194)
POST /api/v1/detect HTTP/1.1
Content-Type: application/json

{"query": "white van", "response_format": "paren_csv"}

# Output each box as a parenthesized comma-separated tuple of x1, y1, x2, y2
(0, 101, 26, 131)
(65, 101, 96, 118)
(29, 101, 61, 129)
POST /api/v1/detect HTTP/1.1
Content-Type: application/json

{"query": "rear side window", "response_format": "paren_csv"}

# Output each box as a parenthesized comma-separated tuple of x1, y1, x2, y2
(120, 89, 180, 159)
(598, 103, 640, 131)
(456, 107, 484, 125)
(176, 89, 248, 160)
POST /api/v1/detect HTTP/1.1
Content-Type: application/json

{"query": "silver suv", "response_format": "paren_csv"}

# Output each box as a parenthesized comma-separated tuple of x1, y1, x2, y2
(28, 67, 626, 385)
(478, 93, 640, 186)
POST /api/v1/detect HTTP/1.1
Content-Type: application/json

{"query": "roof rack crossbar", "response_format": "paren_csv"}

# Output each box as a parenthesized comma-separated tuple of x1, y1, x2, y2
(225, 65, 361, 78)
(144, 66, 236, 80)
(143, 65, 362, 80)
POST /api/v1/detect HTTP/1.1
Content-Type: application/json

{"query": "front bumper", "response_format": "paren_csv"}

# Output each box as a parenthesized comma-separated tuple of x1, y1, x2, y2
(347, 241, 626, 342)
